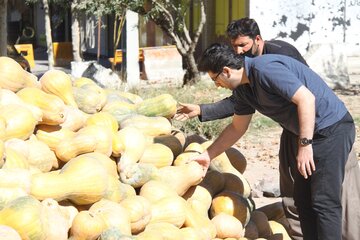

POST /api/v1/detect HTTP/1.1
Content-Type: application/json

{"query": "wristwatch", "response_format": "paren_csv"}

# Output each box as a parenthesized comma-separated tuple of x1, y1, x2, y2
(299, 137, 313, 146)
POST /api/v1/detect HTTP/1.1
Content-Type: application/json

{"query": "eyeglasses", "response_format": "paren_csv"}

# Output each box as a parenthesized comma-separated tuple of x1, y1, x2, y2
(211, 72, 222, 82)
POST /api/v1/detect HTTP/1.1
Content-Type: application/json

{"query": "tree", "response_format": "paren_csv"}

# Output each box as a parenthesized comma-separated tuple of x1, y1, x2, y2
(75, 0, 127, 70)
(0, 0, 8, 56)
(125, 0, 206, 85)
(71, 0, 82, 62)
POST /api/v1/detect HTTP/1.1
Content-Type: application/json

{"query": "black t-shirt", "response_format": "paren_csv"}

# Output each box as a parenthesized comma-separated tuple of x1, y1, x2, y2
(199, 40, 308, 122)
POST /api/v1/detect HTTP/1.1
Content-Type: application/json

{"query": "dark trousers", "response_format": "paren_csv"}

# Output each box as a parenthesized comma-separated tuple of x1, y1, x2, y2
(279, 112, 354, 239)
(293, 113, 355, 240)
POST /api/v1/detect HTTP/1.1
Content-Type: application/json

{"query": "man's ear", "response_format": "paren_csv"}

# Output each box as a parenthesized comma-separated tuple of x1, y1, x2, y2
(223, 66, 232, 78)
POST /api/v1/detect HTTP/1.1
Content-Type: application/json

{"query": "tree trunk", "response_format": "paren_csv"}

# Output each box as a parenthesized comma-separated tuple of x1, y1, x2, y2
(182, 52, 201, 85)
(71, 0, 82, 62)
(0, 0, 7, 56)
(43, 0, 54, 69)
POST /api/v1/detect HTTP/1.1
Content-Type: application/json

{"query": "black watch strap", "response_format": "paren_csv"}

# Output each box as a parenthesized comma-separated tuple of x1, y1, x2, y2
(299, 137, 313, 146)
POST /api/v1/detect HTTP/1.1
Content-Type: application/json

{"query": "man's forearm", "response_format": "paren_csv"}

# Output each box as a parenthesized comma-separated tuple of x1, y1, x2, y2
(199, 96, 236, 122)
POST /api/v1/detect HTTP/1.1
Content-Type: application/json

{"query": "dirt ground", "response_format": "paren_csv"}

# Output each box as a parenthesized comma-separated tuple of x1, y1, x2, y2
(236, 90, 360, 208)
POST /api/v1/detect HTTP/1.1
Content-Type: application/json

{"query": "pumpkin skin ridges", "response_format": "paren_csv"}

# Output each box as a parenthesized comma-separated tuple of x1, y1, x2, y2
(136, 93, 177, 118)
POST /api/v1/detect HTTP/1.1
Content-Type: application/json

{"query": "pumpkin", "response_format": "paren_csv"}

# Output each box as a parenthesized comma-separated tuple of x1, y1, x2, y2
(0, 225, 21, 240)
(244, 220, 259, 239)
(0, 139, 4, 166)
(0, 89, 43, 121)
(183, 203, 217, 240)
(157, 161, 204, 196)
(114, 127, 146, 170)
(225, 147, 247, 174)
(211, 212, 245, 239)
(70, 210, 106, 240)
(121, 195, 152, 234)
(99, 227, 134, 240)
(120, 115, 172, 137)
(89, 199, 132, 236)
(136, 93, 177, 118)
(268, 220, 292, 240)
(30, 155, 109, 205)
(73, 83, 107, 114)
(17, 87, 67, 125)
(25, 136, 57, 172)
(2, 147, 29, 170)
(73, 77, 96, 88)
(0, 169, 32, 192)
(179, 227, 202, 240)
(86, 112, 119, 134)
(56, 125, 113, 162)
(139, 143, 174, 168)
(35, 124, 75, 151)
(201, 140, 252, 198)
(0, 104, 38, 141)
(143, 222, 183, 240)
(116, 91, 143, 104)
(152, 134, 183, 159)
(105, 89, 134, 104)
(0, 196, 46, 240)
(173, 142, 203, 166)
(102, 101, 137, 124)
(41, 198, 70, 240)
(119, 163, 158, 188)
(182, 185, 212, 217)
(0, 56, 40, 92)
(149, 196, 187, 227)
(249, 210, 272, 238)
(210, 191, 251, 227)
(139, 180, 178, 203)
(199, 170, 225, 197)
(256, 201, 285, 221)
(103, 176, 136, 203)
(40, 69, 78, 107)
(60, 106, 88, 131)
(0, 188, 28, 210)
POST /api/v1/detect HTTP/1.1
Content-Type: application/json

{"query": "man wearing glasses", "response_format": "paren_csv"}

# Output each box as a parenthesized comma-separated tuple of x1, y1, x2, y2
(175, 18, 360, 239)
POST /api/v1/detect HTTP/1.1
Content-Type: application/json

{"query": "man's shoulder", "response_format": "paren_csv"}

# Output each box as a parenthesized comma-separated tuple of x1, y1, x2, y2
(265, 39, 296, 49)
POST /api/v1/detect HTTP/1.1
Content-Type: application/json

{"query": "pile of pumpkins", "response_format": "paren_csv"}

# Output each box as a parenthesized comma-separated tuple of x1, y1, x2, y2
(0, 56, 291, 240)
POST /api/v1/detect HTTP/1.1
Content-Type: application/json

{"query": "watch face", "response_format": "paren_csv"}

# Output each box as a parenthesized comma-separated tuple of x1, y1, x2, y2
(300, 138, 312, 145)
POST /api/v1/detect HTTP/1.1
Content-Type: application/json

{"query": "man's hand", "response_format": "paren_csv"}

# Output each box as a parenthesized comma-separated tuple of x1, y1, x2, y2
(297, 145, 316, 179)
(189, 151, 211, 177)
(173, 102, 201, 121)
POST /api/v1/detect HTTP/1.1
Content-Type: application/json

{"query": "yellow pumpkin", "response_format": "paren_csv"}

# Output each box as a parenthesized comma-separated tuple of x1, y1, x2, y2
(211, 212, 245, 239)
(70, 210, 106, 240)
(55, 125, 113, 162)
(120, 163, 158, 188)
(89, 199, 132, 236)
(17, 87, 67, 125)
(0, 56, 40, 92)
(114, 127, 146, 170)
(0, 225, 21, 240)
(136, 93, 177, 118)
(149, 195, 187, 228)
(268, 220, 292, 240)
(0, 104, 38, 141)
(0, 188, 28, 210)
(121, 195, 152, 234)
(210, 191, 251, 227)
(86, 112, 119, 134)
(35, 124, 75, 151)
(60, 106, 88, 131)
(30, 155, 109, 205)
(120, 115, 172, 137)
(182, 185, 212, 217)
(201, 140, 252, 198)
(157, 161, 204, 196)
(0, 196, 46, 240)
(73, 77, 97, 88)
(139, 143, 174, 168)
(139, 180, 178, 204)
(73, 83, 107, 114)
(0, 169, 32, 192)
(40, 69, 78, 107)
(41, 198, 70, 240)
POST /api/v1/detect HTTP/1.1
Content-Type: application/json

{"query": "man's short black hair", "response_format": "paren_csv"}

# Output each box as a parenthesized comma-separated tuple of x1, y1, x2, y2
(226, 17, 261, 39)
(198, 43, 244, 73)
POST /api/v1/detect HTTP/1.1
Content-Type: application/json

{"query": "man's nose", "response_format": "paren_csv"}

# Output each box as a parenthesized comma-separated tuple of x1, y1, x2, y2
(235, 47, 244, 55)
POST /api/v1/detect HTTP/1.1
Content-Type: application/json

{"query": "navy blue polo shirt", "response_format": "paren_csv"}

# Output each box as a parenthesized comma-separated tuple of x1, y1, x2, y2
(233, 54, 348, 135)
